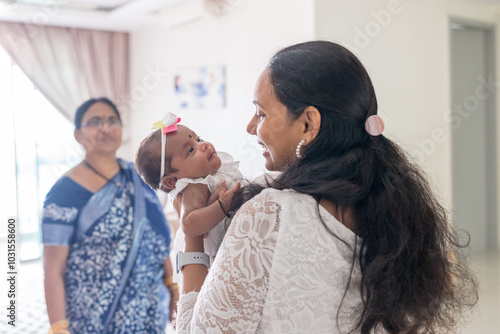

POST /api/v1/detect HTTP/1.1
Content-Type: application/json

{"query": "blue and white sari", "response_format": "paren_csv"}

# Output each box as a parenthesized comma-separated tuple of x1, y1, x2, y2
(41, 159, 171, 333)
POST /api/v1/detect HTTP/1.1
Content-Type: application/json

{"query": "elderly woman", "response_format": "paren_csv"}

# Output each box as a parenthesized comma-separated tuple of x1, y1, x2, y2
(175, 41, 478, 333)
(42, 98, 177, 333)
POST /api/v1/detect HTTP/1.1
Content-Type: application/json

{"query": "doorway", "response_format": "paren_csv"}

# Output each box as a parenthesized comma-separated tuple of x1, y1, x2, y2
(450, 19, 498, 252)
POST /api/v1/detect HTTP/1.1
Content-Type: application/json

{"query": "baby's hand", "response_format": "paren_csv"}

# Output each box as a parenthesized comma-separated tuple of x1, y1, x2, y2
(218, 181, 241, 217)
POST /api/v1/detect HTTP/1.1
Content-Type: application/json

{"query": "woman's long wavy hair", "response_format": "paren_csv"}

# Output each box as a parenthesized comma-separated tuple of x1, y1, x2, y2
(234, 41, 478, 333)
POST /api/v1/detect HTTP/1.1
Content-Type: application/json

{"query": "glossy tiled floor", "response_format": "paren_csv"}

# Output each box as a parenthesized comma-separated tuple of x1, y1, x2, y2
(1, 252, 498, 333)
(1, 259, 48, 333)
(0, 260, 175, 334)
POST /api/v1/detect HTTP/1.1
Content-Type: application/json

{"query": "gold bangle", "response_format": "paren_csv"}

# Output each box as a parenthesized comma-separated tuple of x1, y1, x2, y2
(164, 275, 174, 286)
(49, 319, 69, 334)
(163, 276, 177, 290)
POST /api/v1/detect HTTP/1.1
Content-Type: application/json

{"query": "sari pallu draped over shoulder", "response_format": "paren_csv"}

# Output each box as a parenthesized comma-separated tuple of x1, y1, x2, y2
(41, 159, 171, 333)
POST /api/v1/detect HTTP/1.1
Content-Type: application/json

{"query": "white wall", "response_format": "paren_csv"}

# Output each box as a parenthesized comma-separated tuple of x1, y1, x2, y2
(124, 0, 500, 242)
(315, 0, 500, 222)
(123, 0, 315, 177)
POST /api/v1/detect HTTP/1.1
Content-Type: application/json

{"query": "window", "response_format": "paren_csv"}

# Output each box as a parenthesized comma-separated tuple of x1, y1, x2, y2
(0, 46, 83, 261)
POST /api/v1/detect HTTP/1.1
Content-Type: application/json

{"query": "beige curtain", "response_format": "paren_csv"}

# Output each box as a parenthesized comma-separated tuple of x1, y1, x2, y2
(0, 21, 129, 122)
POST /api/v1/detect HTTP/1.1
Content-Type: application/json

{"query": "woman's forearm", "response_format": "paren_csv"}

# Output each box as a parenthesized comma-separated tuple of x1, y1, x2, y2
(179, 236, 208, 293)
(43, 245, 69, 325)
(163, 258, 179, 322)
(44, 272, 67, 324)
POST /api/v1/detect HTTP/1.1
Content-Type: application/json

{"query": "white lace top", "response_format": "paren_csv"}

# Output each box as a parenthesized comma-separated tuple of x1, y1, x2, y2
(176, 187, 364, 333)
(169, 152, 245, 282)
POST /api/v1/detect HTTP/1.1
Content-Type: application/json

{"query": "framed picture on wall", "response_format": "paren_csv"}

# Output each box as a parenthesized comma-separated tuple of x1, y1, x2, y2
(173, 65, 226, 109)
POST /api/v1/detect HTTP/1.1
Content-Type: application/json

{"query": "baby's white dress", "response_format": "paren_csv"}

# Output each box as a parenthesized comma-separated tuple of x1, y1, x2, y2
(168, 152, 244, 282)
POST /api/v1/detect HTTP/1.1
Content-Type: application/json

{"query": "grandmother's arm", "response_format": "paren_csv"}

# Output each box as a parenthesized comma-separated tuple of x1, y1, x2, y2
(163, 257, 179, 323)
(176, 192, 281, 333)
(43, 245, 69, 327)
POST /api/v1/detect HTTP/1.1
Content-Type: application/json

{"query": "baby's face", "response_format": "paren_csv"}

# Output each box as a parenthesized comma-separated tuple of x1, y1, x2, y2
(166, 125, 222, 179)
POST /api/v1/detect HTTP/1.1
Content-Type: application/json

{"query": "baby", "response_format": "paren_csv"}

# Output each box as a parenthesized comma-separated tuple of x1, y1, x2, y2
(135, 113, 243, 281)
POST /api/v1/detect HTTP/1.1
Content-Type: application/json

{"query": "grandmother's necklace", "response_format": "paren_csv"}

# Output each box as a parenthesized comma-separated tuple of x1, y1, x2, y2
(83, 159, 122, 187)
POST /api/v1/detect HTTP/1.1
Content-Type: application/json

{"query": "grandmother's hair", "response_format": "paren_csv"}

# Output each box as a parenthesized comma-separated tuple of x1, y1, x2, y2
(135, 129, 175, 192)
(74, 97, 121, 129)
(234, 41, 477, 334)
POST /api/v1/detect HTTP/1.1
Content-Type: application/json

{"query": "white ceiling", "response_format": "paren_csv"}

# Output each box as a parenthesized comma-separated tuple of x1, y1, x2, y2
(0, 0, 499, 32)
(0, 0, 205, 31)
(471, 0, 500, 3)
(12, 0, 139, 11)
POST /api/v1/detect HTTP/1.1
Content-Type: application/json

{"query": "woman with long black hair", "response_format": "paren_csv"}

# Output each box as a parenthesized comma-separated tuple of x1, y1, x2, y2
(175, 41, 478, 333)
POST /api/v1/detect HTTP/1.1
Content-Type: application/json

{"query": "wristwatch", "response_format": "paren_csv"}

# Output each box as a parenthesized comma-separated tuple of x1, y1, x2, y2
(176, 251, 210, 274)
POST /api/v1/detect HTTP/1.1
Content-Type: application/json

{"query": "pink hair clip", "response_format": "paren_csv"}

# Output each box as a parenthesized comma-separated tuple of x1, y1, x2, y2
(365, 115, 384, 136)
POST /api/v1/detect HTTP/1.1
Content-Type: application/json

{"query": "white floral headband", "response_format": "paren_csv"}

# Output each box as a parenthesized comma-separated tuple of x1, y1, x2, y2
(151, 113, 181, 189)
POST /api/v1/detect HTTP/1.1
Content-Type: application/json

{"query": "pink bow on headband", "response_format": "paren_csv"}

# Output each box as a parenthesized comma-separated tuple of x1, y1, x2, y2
(151, 113, 181, 134)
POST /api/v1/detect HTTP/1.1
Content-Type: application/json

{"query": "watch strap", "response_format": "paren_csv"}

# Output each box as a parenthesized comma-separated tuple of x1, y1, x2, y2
(176, 251, 210, 274)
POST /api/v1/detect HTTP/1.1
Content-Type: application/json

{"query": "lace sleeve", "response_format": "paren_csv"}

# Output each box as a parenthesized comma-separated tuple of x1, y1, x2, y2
(176, 192, 280, 333)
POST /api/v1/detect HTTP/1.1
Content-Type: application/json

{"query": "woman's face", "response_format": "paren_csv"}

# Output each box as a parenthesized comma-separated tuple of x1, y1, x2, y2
(247, 69, 304, 171)
(75, 102, 122, 155)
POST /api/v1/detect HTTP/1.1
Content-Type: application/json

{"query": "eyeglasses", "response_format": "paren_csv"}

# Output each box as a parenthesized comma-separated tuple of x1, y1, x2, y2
(82, 116, 122, 129)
